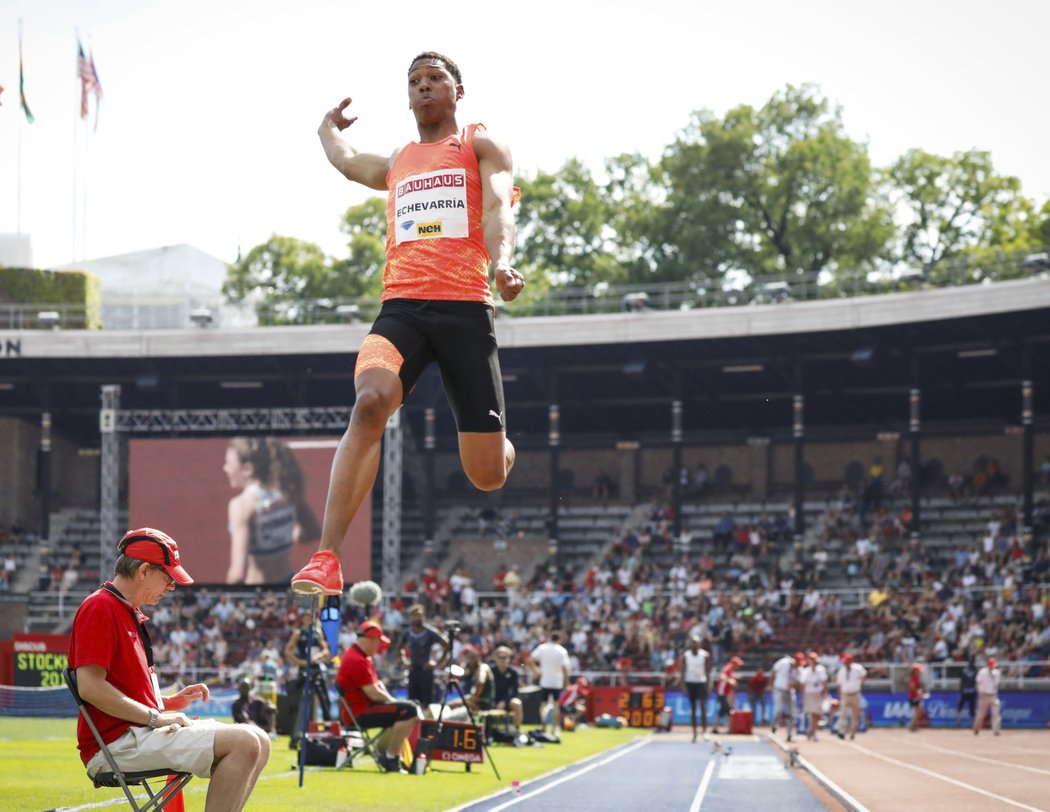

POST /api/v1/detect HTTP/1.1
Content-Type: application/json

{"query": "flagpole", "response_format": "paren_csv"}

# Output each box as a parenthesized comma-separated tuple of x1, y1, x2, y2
(17, 19, 25, 236)
(82, 35, 91, 261)
(72, 31, 80, 262)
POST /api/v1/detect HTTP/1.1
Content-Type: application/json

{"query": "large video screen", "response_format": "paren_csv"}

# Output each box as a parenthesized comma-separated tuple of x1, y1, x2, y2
(128, 436, 371, 586)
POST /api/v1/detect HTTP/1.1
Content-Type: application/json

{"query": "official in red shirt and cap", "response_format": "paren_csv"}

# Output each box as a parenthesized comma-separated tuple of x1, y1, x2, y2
(336, 620, 421, 772)
(68, 528, 270, 812)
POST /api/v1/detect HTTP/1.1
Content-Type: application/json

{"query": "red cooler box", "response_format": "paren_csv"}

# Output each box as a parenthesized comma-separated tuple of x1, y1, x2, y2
(729, 709, 753, 734)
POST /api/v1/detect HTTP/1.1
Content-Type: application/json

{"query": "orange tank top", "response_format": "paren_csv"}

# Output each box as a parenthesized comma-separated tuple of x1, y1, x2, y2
(384, 123, 492, 305)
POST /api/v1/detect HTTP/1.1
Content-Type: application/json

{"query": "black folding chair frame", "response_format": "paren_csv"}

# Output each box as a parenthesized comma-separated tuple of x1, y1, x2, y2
(63, 667, 193, 812)
(337, 696, 387, 771)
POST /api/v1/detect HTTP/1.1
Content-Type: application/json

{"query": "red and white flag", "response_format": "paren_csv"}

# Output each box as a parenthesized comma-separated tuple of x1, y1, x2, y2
(77, 38, 103, 123)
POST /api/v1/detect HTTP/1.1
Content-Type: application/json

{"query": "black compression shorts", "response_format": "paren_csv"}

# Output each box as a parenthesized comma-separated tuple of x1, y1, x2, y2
(355, 299, 507, 433)
(685, 682, 709, 703)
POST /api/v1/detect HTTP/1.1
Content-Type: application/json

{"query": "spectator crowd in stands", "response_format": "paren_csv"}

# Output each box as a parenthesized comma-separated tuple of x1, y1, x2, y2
(120, 470, 1050, 709)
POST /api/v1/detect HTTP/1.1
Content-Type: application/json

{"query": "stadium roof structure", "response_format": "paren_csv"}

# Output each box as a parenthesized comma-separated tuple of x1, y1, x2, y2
(1, 277, 1049, 447)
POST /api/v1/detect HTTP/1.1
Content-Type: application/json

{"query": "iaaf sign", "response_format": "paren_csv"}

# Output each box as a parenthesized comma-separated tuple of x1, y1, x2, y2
(1, 339, 22, 357)
(865, 692, 1050, 728)
(658, 690, 1050, 729)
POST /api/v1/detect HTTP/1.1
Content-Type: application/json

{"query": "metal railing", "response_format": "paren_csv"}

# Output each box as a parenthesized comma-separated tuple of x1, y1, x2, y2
(8, 249, 1045, 330)
(0, 303, 90, 330)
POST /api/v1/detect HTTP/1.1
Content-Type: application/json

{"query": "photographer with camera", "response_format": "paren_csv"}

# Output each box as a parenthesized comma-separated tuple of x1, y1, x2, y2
(284, 611, 334, 743)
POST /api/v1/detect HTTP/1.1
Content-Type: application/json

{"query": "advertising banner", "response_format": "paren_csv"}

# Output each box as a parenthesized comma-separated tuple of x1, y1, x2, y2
(657, 690, 1050, 729)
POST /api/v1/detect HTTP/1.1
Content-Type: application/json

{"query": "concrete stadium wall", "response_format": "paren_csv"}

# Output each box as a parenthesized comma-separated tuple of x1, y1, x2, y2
(0, 417, 40, 529)
(432, 430, 1048, 505)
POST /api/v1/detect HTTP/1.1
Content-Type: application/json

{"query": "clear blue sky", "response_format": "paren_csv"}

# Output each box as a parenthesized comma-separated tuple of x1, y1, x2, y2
(2, 0, 1048, 270)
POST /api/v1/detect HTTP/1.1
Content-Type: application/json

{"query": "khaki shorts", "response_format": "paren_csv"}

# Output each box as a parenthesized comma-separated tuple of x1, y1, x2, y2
(802, 693, 824, 715)
(86, 718, 223, 780)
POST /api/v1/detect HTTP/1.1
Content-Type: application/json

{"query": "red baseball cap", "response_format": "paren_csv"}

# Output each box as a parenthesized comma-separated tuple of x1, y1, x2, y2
(359, 620, 391, 651)
(840, 653, 854, 664)
(119, 528, 193, 585)
(728, 656, 744, 668)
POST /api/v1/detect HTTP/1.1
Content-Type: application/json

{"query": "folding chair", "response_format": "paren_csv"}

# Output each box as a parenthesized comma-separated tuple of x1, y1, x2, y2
(63, 667, 193, 812)
(336, 696, 386, 771)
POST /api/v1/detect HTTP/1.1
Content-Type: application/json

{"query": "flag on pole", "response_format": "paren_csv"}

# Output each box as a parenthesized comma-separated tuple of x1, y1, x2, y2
(88, 50, 103, 130)
(77, 38, 103, 122)
(20, 28, 35, 123)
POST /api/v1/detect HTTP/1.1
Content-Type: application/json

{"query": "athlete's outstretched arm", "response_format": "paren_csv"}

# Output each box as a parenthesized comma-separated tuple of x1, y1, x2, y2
(476, 132, 524, 302)
(318, 98, 392, 191)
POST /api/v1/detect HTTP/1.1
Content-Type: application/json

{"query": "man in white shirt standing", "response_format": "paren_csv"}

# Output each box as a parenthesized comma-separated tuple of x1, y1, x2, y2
(974, 655, 1001, 736)
(530, 631, 570, 734)
(679, 635, 712, 742)
(770, 651, 804, 743)
(835, 653, 866, 740)
(801, 650, 828, 741)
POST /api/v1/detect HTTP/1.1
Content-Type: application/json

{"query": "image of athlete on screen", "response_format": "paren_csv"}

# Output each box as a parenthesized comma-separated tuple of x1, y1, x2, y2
(224, 437, 320, 584)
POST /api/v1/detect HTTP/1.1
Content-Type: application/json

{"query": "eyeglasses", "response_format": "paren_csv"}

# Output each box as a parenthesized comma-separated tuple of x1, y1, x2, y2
(151, 566, 175, 588)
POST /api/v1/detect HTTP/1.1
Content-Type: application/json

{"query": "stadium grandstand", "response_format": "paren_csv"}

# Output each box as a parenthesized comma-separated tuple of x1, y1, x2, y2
(1, 272, 1048, 734)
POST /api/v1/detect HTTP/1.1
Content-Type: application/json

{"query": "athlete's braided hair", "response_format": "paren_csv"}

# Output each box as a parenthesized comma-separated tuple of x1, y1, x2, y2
(409, 51, 462, 84)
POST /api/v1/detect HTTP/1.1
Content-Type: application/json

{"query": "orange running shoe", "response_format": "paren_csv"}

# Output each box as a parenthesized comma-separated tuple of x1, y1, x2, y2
(291, 551, 343, 596)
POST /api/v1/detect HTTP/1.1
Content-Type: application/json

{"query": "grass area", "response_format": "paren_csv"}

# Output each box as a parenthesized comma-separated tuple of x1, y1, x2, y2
(0, 718, 641, 811)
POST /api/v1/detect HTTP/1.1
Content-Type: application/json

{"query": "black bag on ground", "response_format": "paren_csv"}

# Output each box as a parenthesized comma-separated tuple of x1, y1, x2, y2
(490, 725, 526, 745)
(302, 734, 343, 766)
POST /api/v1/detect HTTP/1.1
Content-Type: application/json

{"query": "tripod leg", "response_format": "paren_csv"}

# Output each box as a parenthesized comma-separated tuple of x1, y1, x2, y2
(450, 681, 501, 781)
(297, 596, 321, 789)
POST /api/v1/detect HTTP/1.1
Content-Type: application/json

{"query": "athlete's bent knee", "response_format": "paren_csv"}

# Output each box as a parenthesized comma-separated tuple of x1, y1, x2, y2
(350, 388, 397, 432)
(467, 466, 508, 492)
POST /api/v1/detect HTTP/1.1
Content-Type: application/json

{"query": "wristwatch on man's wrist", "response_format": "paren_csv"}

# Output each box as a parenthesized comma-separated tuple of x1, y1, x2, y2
(146, 708, 160, 729)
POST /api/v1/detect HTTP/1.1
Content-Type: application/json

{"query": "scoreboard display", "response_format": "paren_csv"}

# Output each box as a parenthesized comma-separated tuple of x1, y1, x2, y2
(418, 720, 485, 764)
(13, 634, 69, 688)
(619, 688, 665, 728)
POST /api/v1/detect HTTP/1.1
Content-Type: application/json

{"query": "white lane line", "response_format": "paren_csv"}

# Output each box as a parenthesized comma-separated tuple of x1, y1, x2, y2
(485, 738, 652, 812)
(844, 741, 1044, 812)
(765, 733, 869, 812)
(913, 741, 1050, 777)
(687, 759, 716, 812)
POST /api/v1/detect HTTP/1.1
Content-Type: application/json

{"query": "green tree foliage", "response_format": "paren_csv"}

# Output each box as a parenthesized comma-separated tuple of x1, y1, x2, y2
(882, 148, 1033, 281)
(338, 196, 388, 299)
(224, 235, 342, 303)
(516, 159, 628, 287)
(655, 84, 893, 288)
(224, 199, 388, 322)
(227, 84, 1048, 317)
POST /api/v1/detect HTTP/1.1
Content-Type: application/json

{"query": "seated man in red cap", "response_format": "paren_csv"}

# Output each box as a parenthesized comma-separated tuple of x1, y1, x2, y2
(557, 677, 591, 731)
(712, 656, 744, 733)
(68, 528, 270, 812)
(336, 620, 421, 772)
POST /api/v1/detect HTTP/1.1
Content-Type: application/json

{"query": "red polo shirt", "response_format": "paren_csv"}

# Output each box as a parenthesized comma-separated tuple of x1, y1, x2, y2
(336, 643, 377, 719)
(68, 584, 159, 766)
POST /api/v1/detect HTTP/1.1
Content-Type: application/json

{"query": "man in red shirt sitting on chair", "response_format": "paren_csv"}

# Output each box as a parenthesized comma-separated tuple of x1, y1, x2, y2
(336, 620, 421, 772)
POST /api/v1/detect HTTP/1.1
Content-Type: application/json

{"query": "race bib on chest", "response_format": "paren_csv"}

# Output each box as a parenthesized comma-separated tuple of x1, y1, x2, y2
(394, 168, 469, 244)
